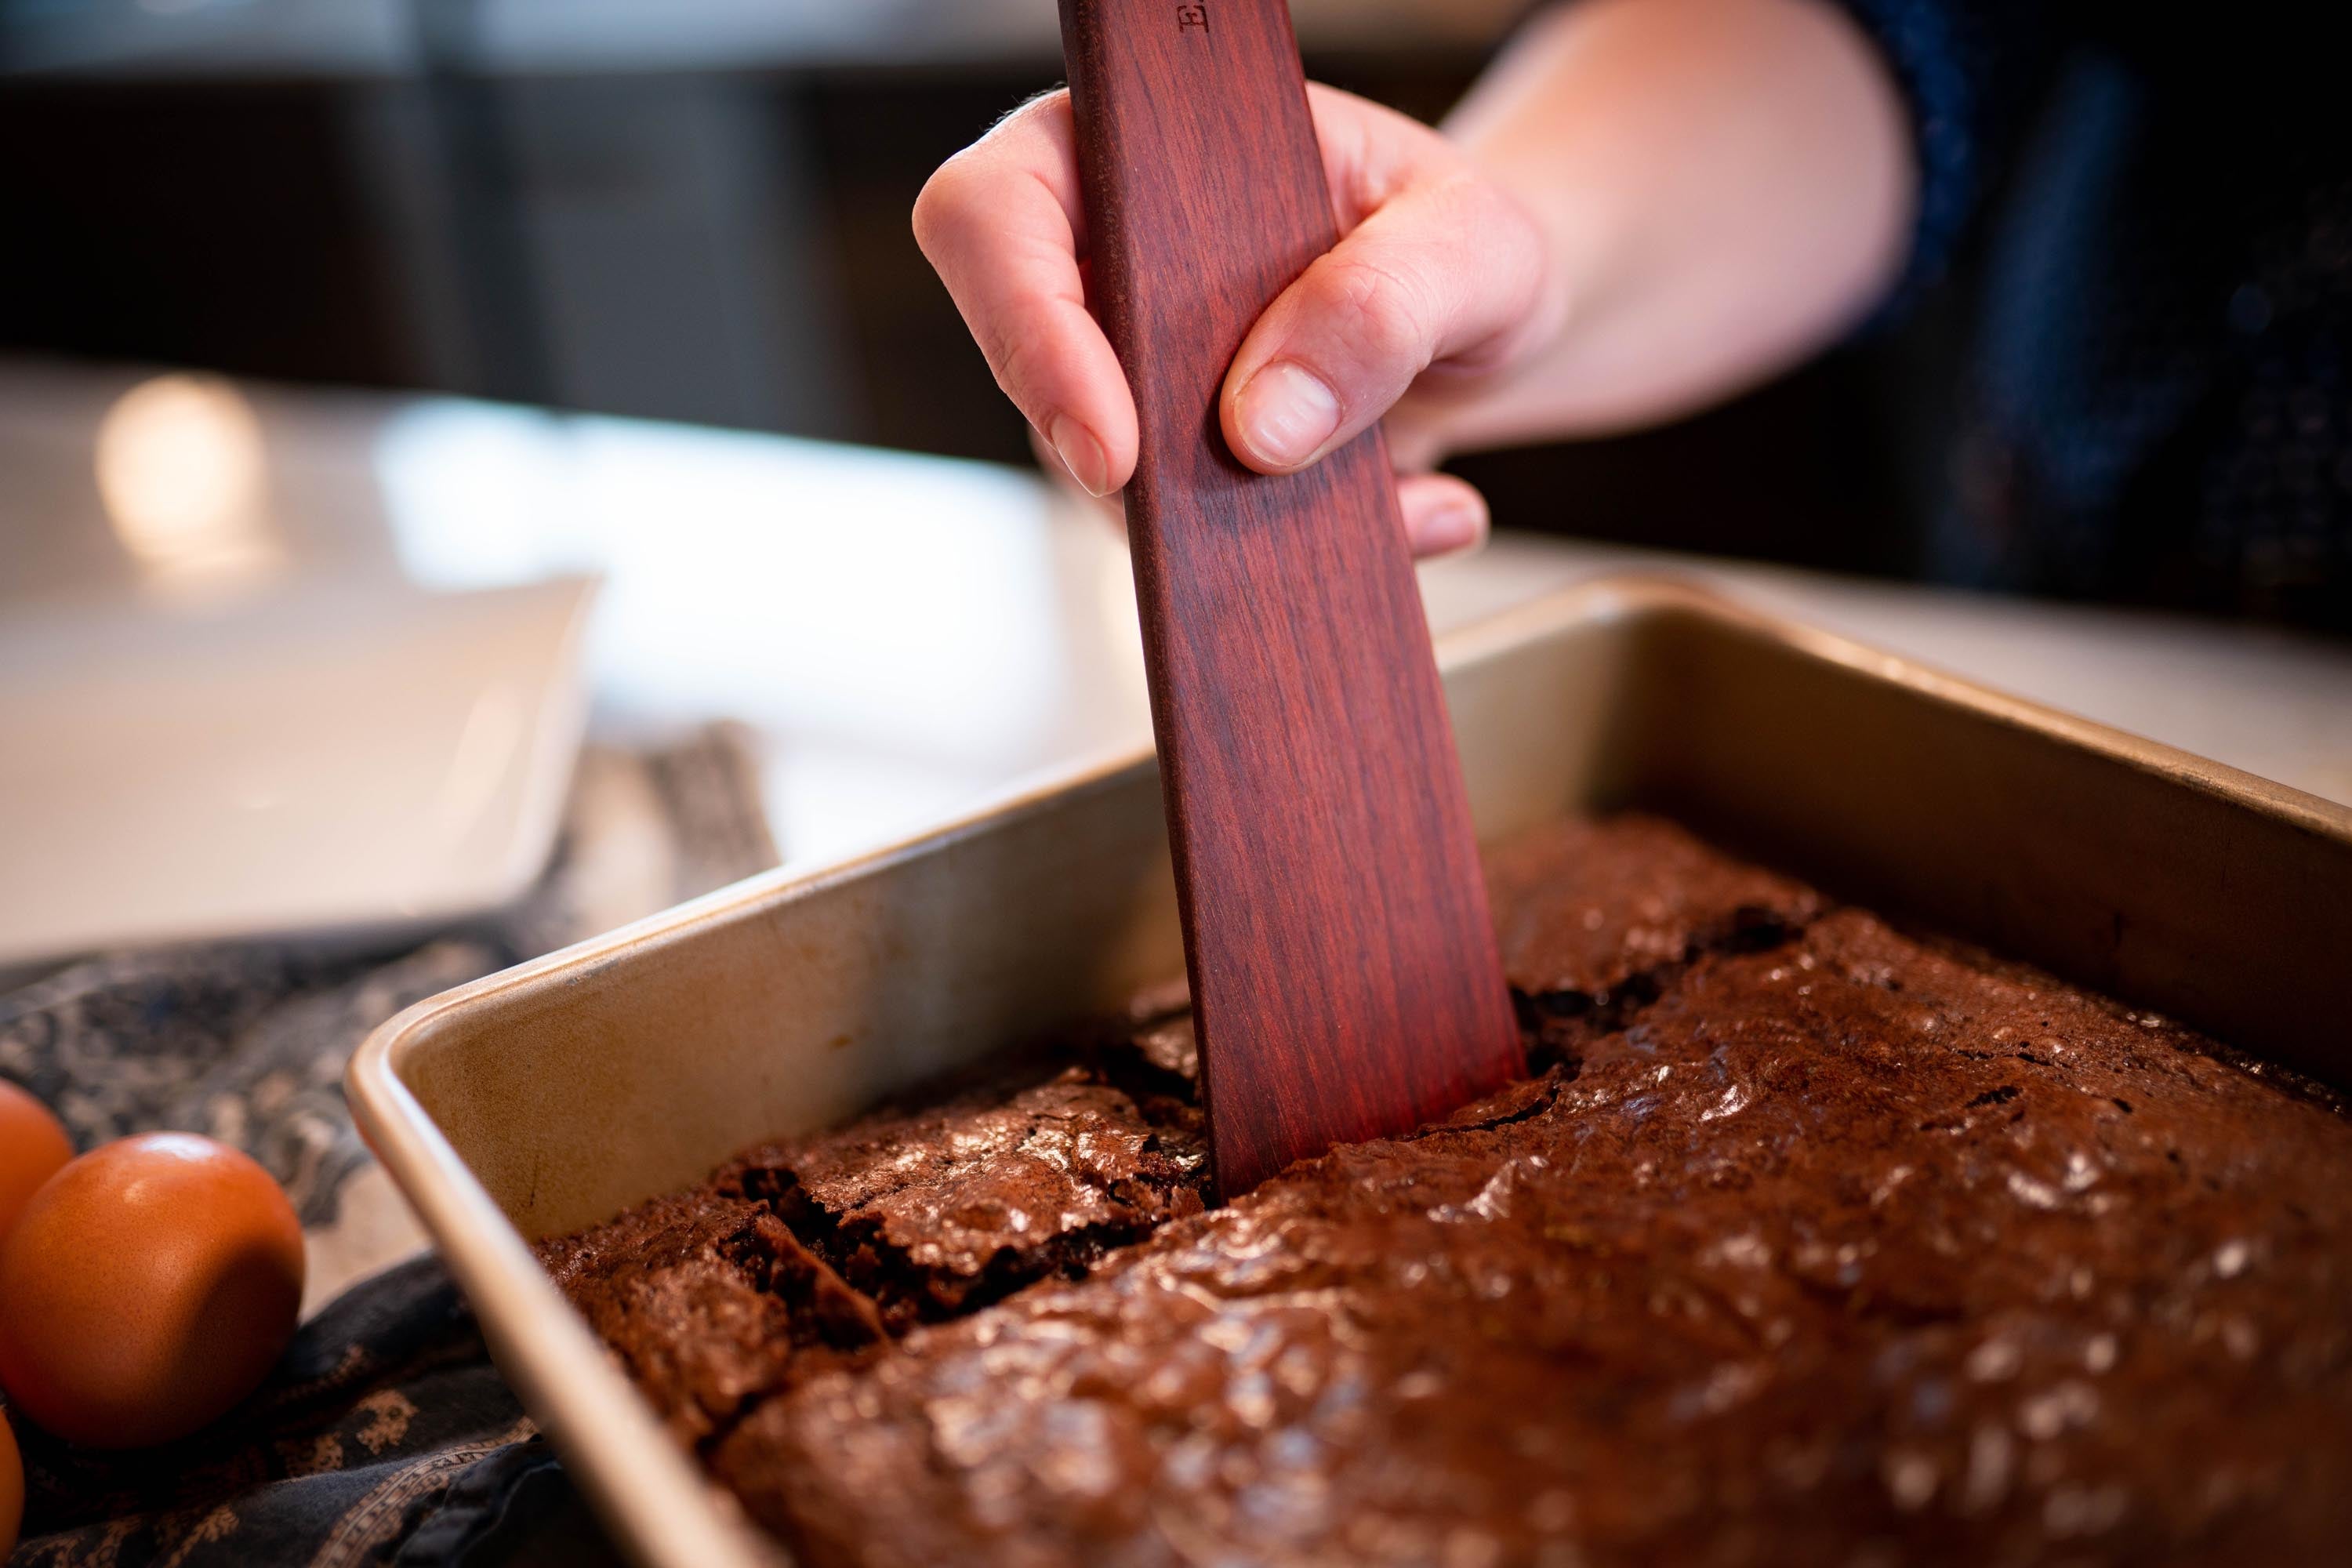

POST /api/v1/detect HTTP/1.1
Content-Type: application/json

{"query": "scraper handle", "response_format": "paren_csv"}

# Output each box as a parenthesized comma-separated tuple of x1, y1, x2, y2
(1057, 0, 1523, 1194)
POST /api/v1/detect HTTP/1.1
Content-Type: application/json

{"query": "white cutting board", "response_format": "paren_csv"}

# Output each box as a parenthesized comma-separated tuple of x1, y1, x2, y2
(0, 576, 593, 966)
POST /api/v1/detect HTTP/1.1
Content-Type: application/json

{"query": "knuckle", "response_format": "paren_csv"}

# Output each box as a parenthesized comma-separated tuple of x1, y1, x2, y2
(987, 325, 1054, 412)
(911, 159, 983, 255)
(1312, 254, 1438, 372)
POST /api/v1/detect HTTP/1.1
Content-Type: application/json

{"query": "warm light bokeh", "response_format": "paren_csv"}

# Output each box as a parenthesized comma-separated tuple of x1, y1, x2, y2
(94, 372, 284, 597)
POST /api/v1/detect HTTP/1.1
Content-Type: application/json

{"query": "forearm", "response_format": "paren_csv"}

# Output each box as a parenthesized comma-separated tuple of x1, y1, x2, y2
(1414, 0, 1915, 455)
(911, 0, 1918, 555)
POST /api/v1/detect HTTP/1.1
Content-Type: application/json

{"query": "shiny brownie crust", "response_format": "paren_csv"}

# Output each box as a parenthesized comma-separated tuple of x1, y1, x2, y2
(539, 815, 2352, 1566)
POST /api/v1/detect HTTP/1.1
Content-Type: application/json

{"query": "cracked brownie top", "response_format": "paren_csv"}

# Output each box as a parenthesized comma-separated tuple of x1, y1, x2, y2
(536, 814, 2352, 1567)
(713, 1070, 1210, 1333)
(535, 1189, 882, 1449)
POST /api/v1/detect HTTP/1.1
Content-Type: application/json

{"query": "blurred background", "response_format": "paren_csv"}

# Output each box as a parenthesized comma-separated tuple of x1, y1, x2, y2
(9, 0, 2352, 1032)
(3, 5, 2350, 1562)
(0, 0, 1944, 575)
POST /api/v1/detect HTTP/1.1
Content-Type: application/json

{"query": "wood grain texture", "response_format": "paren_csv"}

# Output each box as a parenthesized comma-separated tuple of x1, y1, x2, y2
(1058, 0, 1522, 1193)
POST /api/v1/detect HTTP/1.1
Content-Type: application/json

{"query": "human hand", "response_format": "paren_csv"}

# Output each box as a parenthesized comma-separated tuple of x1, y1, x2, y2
(914, 84, 1564, 557)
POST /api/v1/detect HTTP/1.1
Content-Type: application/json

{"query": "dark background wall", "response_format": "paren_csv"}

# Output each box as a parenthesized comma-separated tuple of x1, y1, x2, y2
(0, 39, 1956, 579)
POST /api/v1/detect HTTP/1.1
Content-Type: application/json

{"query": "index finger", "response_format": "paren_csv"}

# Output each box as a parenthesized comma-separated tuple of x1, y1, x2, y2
(914, 92, 1138, 496)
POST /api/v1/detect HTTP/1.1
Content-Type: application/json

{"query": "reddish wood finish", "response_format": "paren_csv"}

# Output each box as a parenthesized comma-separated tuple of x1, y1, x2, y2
(1058, 0, 1522, 1193)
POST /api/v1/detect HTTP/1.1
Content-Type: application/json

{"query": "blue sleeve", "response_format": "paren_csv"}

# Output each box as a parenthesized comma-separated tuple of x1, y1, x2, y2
(1834, 0, 2036, 315)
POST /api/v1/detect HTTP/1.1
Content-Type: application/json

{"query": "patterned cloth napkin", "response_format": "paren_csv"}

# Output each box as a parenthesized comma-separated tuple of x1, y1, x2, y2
(2, 728, 779, 1567)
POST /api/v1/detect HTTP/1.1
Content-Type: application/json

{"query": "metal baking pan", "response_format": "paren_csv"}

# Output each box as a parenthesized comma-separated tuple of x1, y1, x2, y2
(347, 575, 2352, 1568)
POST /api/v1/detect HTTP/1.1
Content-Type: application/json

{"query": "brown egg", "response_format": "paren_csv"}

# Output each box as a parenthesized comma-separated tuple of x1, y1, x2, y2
(0, 1133, 304, 1449)
(0, 1080, 72, 1248)
(2, 1404, 21, 1558)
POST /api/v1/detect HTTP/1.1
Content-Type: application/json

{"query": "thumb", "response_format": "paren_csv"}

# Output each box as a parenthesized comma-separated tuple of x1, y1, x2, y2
(1218, 171, 1552, 475)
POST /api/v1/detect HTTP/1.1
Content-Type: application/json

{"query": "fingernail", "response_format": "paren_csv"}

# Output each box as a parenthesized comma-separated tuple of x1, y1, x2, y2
(1234, 361, 1341, 470)
(1048, 415, 1109, 496)
(1413, 501, 1486, 557)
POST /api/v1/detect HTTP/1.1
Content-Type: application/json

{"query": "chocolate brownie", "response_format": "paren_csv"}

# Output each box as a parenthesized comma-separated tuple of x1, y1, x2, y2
(539, 814, 2352, 1563)
(713, 1068, 1210, 1332)
(1489, 812, 1824, 999)
(535, 1189, 882, 1447)
(1490, 813, 1824, 1069)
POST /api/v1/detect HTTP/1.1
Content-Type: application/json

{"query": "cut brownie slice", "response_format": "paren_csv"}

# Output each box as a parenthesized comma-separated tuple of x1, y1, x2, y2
(719, 1066, 1209, 1332)
(1078, 1007, 1206, 1145)
(1486, 812, 1823, 1065)
(535, 1190, 883, 1449)
(1487, 811, 1824, 998)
